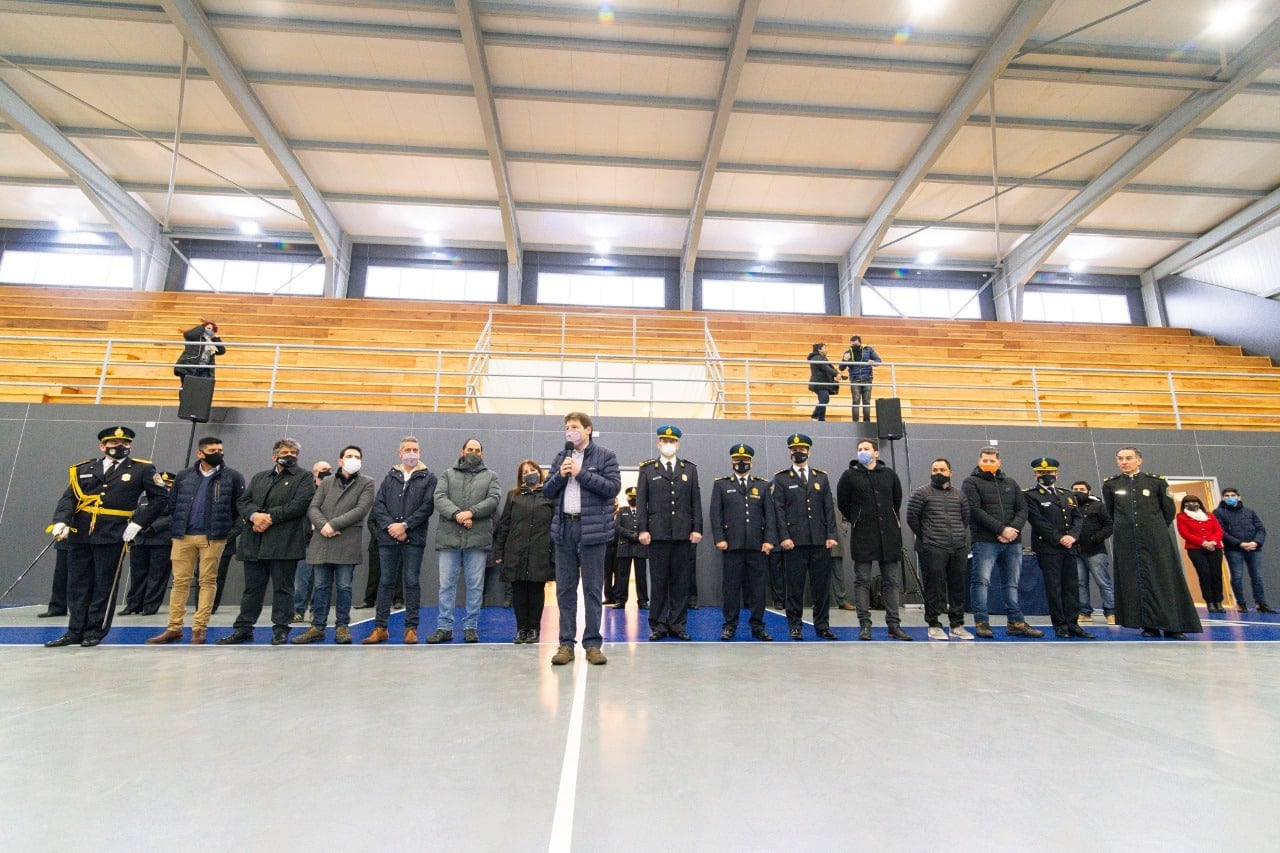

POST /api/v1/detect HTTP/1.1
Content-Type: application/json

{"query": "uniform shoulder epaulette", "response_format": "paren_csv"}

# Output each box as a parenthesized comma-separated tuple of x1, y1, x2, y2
(639, 458, 658, 467)
(716, 475, 733, 481)
(1104, 473, 1123, 481)
(1150, 473, 1167, 480)
(679, 459, 696, 467)
(73, 458, 96, 467)
(810, 467, 827, 476)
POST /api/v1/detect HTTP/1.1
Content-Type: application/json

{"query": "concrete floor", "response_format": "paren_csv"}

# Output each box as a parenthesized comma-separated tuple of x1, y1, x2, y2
(2, 603, 1279, 851)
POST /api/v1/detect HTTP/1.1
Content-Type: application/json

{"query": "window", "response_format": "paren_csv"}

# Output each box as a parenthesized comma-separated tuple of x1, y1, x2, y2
(365, 265, 499, 301)
(862, 285, 981, 319)
(1023, 291, 1131, 324)
(0, 249, 133, 288)
(537, 272, 665, 308)
(186, 257, 325, 295)
(701, 278, 826, 314)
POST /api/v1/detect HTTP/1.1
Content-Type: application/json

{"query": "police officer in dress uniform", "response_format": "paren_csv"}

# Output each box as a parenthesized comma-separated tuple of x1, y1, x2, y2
(611, 486, 648, 608)
(119, 471, 176, 616)
(1023, 457, 1093, 639)
(636, 425, 702, 641)
(770, 433, 839, 640)
(45, 426, 169, 648)
(709, 443, 775, 641)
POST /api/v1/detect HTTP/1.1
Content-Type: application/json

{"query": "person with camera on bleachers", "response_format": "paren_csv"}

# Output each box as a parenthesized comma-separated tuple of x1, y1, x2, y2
(173, 319, 225, 388)
(838, 334, 882, 423)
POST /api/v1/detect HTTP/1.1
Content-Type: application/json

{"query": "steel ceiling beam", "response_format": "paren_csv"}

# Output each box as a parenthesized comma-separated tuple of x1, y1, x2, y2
(991, 16, 1280, 321)
(157, 0, 349, 295)
(0, 76, 170, 289)
(841, 0, 1056, 297)
(1147, 184, 1280, 280)
(679, 0, 761, 309)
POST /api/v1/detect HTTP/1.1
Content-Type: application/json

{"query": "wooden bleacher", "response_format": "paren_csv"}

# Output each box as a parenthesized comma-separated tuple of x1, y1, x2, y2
(0, 285, 1277, 429)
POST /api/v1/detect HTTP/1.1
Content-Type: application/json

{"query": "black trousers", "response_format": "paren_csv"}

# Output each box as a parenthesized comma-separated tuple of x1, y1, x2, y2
(648, 540, 693, 633)
(766, 550, 786, 606)
(232, 558, 297, 631)
(721, 549, 766, 630)
(614, 555, 648, 604)
(921, 546, 968, 628)
(125, 542, 172, 611)
(362, 539, 403, 605)
(603, 557, 619, 603)
(1187, 548, 1224, 604)
(811, 388, 830, 421)
(855, 560, 902, 626)
(1035, 548, 1080, 629)
(511, 580, 546, 632)
(46, 548, 70, 613)
(66, 542, 125, 640)
(785, 545, 832, 631)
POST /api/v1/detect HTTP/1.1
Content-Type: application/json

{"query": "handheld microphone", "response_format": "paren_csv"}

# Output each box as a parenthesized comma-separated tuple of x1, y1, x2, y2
(564, 440, 575, 455)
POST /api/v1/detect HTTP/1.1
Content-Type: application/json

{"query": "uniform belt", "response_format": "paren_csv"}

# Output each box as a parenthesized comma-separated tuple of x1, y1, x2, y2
(68, 464, 135, 534)
(564, 513, 582, 520)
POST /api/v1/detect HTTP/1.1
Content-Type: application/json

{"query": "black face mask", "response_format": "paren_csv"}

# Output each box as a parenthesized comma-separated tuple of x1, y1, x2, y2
(104, 445, 130, 460)
(791, 451, 808, 465)
(930, 473, 950, 487)
(1185, 504, 1201, 513)
(316, 469, 332, 479)
(201, 452, 223, 467)
(276, 455, 298, 470)
(522, 471, 540, 488)
(733, 461, 751, 475)
(1073, 492, 1089, 502)
(626, 497, 636, 507)
(1037, 474, 1057, 487)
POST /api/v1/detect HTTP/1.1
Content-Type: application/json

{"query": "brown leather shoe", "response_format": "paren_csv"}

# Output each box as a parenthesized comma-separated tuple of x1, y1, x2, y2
(838, 602, 856, 611)
(362, 627, 389, 645)
(145, 628, 183, 645)
(190, 627, 207, 645)
(551, 644, 574, 665)
(403, 628, 418, 645)
(585, 647, 607, 665)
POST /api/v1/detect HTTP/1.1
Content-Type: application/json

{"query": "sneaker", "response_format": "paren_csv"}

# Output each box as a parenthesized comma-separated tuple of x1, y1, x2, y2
(291, 626, 325, 645)
(1106, 614, 1116, 625)
(927, 626, 948, 641)
(291, 612, 307, 624)
(425, 629, 453, 644)
(551, 644, 574, 665)
(585, 647, 607, 665)
(404, 628, 418, 644)
(335, 625, 352, 645)
(463, 628, 479, 643)
(362, 627, 389, 645)
(1078, 614, 1093, 625)
(975, 621, 994, 639)
(1007, 621, 1044, 638)
(949, 625, 973, 640)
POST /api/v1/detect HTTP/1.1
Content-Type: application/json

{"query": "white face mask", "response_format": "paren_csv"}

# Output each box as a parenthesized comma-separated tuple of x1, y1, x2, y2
(658, 442, 678, 459)
(341, 458, 362, 475)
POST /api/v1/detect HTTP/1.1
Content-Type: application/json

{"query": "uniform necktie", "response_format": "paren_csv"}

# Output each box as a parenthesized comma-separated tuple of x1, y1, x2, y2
(800, 468, 807, 485)
(106, 460, 117, 476)
(740, 478, 748, 490)
(665, 461, 673, 476)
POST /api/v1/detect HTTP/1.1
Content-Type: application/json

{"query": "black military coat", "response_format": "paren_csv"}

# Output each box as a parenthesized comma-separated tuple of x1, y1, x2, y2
(615, 504, 646, 558)
(54, 455, 169, 545)
(636, 458, 703, 541)
(1023, 484, 1084, 553)
(769, 466, 836, 548)
(709, 474, 775, 551)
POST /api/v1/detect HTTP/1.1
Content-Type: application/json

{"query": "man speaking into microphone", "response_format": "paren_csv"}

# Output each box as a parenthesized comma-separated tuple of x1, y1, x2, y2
(543, 412, 621, 667)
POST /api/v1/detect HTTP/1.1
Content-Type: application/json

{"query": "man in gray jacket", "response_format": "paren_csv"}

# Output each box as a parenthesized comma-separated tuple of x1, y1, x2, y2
(292, 445, 375, 645)
(428, 438, 501, 644)
(907, 458, 972, 641)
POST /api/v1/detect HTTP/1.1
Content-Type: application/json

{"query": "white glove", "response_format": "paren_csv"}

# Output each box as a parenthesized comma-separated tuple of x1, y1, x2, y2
(50, 522, 70, 541)
(122, 522, 143, 543)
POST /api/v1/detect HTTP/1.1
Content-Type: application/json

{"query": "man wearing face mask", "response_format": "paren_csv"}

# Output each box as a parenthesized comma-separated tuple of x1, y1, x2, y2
(611, 486, 648, 609)
(962, 446, 1042, 639)
(545, 412, 622, 666)
(1070, 481, 1115, 625)
(709, 444, 775, 641)
(636, 425, 703, 642)
(293, 460, 333, 623)
(146, 436, 245, 645)
(838, 335, 882, 423)
(44, 426, 170, 648)
(218, 438, 316, 645)
(1023, 458, 1092, 639)
(770, 434, 839, 640)
(1213, 489, 1275, 615)
(429, 438, 501, 644)
(293, 446, 375, 644)
(836, 438, 910, 641)
(364, 437, 437, 644)
(906, 458, 972, 640)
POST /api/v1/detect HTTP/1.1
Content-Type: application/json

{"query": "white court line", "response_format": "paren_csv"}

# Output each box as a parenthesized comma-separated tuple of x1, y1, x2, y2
(548, 648, 588, 853)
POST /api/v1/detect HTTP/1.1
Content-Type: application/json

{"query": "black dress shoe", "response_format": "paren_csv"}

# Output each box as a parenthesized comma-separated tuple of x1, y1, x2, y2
(140, 607, 159, 616)
(648, 631, 667, 641)
(1140, 628, 1161, 638)
(37, 609, 67, 618)
(859, 626, 872, 641)
(1055, 627, 1072, 638)
(751, 629, 773, 642)
(117, 607, 140, 616)
(355, 601, 375, 609)
(637, 601, 649, 609)
(887, 625, 913, 641)
(216, 629, 254, 645)
(45, 633, 81, 648)
(1164, 631, 1188, 640)
(603, 600, 616, 606)
(1258, 604, 1278, 614)
(1068, 625, 1095, 639)
(789, 627, 803, 641)
(688, 598, 699, 610)
(611, 601, 626, 609)
(673, 631, 691, 641)
(720, 627, 735, 641)
(817, 628, 838, 640)
(80, 636, 102, 647)
(271, 629, 290, 645)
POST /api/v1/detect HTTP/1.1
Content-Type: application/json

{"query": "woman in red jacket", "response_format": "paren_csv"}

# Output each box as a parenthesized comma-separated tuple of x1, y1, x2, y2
(1176, 496, 1226, 613)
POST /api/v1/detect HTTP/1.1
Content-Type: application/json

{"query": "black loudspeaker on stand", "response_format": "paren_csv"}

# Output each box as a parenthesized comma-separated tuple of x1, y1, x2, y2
(874, 398, 923, 599)
(179, 376, 215, 465)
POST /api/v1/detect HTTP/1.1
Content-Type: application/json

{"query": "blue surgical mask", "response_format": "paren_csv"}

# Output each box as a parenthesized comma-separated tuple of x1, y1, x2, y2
(1224, 497, 1240, 507)
(856, 450, 874, 467)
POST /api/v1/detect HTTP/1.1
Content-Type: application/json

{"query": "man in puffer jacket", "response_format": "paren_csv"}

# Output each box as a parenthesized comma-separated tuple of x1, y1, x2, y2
(1213, 488, 1275, 614)
(907, 458, 972, 641)
(427, 438, 501, 644)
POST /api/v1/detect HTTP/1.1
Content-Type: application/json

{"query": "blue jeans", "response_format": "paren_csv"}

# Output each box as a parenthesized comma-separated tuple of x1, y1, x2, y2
(311, 563, 354, 627)
(293, 560, 315, 616)
(437, 548, 486, 631)
(1075, 551, 1115, 616)
(376, 544, 424, 629)
(554, 517, 607, 649)
(1225, 549, 1270, 609)
(969, 540, 1025, 623)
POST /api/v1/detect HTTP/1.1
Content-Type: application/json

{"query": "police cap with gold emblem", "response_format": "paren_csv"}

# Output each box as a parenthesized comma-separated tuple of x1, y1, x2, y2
(730, 443, 755, 459)
(97, 425, 136, 442)
(786, 433, 812, 449)
(625, 485, 637, 497)
(1031, 457, 1060, 472)
(656, 424, 682, 439)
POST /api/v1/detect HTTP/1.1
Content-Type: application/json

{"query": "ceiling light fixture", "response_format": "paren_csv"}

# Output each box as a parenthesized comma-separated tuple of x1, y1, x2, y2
(911, 0, 947, 15)
(917, 250, 939, 265)
(421, 233, 442, 247)
(593, 240, 611, 255)
(1068, 260, 1088, 274)
(55, 215, 79, 232)
(757, 247, 776, 261)
(1208, 2, 1253, 35)
(238, 221, 261, 237)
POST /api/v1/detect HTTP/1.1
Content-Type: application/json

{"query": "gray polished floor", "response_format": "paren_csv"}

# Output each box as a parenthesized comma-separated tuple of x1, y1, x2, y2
(2, 627, 1278, 852)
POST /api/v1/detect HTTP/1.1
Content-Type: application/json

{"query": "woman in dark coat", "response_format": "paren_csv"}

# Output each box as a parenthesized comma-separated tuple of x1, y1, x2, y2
(174, 320, 225, 384)
(806, 342, 839, 422)
(494, 459, 556, 644)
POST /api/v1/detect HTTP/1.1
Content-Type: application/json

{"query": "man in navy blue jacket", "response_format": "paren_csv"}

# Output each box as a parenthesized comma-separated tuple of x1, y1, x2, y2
(544, 411, 621, 666)
(1214, 488, 1275, 614)
(147, 436, 245, 645)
